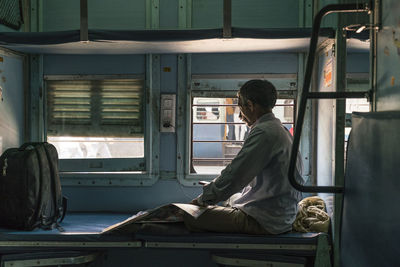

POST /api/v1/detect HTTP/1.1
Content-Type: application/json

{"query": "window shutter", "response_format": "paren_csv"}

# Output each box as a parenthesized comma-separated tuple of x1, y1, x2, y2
(47, 79, 144, 137)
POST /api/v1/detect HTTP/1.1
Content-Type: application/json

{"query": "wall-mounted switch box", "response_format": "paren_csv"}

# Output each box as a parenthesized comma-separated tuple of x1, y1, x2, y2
(160, 94, 176, 132)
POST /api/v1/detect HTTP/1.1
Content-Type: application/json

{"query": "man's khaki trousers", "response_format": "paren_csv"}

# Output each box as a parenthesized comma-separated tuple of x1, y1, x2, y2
(183, 205, 270, 235)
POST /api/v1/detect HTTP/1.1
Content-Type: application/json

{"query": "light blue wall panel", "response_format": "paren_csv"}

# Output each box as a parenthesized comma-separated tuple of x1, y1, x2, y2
(0, 53, 25, 153)
(160, 134, 177, 171)
(160, 55, 177, 93)
(160, 55, 178, 171)
(63, 180, 201, 212)
(43, 55, 145, 75)
(347, 53, 369, 73)
(192, 0, 223, 28)
(43, 0, 80, 31)
(376, 0, 400, 111)
(88, 0, 146, 30)
(160, 0, 179, 29)
(43, 0, 146, 31)
(232, 0, 299, 28)
(192, 53, 298, 74)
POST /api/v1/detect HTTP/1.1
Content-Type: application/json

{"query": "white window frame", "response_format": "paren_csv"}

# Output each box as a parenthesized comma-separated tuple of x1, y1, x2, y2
(44, 56, 161, 186)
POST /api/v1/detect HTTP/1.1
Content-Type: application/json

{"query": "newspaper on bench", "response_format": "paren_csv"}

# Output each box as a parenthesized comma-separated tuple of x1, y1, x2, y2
(101, 203, 207, 234)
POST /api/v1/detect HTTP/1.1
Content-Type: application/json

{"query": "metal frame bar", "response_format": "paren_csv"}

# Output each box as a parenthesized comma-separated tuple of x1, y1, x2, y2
(288, 3, 371, 193)
(211, 255, 305, 267)
(145, 241, 316, 251)
(307, 91, 371, 99)
(192, 74, 297, 80)
(80, 0, 88, 42)
(0, 241, 141, 248)
(29, 54, 44, 142)
(146, 0, 159, 29)
(223, 0, 232, 38)
(176, 0, 192, 184)
(3, 253, 98, 267)
(44, 74, 144, 81)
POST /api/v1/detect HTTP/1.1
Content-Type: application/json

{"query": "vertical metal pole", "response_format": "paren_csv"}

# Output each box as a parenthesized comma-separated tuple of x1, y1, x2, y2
(145, 55, 161, 178)
(333, 16, 347, 267)
(298, 0, 314, 183)
(177, 0, 191, 183)
(80, 0, 88, 42)
(145, 0, 160, 177)
(223, 0, 232, 38)
(371, 0, 380, 111)
(29, 55, 44, 142)
(23, 56, 29, 142)
(28, 0, 43, 142)
(177, 54, 186, 182)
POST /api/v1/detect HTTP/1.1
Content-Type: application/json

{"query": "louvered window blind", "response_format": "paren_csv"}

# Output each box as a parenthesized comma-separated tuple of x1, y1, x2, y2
(46, 79, 144, 137)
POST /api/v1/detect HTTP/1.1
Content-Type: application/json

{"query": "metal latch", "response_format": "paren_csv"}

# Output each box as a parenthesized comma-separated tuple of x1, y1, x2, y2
(2, 158, 7, 176)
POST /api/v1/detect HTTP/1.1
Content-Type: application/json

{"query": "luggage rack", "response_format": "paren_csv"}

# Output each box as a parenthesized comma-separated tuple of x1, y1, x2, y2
(288, 3, 372, 194)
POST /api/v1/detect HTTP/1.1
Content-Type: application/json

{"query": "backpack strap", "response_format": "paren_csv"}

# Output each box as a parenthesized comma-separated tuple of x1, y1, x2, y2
(59, 196, 68, 223)
(42, 143, 65, 223)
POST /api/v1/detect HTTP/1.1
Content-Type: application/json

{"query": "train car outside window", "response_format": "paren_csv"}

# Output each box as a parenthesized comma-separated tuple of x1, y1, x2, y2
(191, 96, 295, 174)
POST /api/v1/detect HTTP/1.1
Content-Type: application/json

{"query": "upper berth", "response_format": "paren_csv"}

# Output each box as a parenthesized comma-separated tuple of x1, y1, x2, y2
(0, 28, 369, 54)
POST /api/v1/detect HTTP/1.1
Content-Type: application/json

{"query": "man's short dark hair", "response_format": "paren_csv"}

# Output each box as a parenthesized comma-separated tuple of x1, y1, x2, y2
(239, 79, 277, 109)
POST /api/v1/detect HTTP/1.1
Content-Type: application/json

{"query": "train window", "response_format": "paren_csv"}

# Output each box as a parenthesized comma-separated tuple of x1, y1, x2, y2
(45, 78, 146, 172)
(191, 96, 295, 174)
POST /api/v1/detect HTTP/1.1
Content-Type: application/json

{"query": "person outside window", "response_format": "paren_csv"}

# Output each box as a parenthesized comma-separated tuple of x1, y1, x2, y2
(225, 98, 236, 141)
(183, 79, 304, 235)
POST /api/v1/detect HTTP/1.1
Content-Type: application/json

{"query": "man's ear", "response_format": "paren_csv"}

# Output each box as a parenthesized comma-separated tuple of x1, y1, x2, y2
(247, 100, 255, 111)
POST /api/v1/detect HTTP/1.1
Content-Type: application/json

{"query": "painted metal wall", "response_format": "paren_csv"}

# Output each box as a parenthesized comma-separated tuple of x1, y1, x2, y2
(191, 53, 298, 74)
(43, 55, 146, 75)
(0, 0, 372, 213)
(192, 0, 300, 28)
(0, 52, 25, 154)
(376, 0, 400, 111)
(43, 0, 146, 31)
(42, 0, 300, 30)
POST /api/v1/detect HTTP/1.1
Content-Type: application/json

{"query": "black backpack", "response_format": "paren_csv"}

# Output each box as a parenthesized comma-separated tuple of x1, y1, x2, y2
(0, 142, 67, 231)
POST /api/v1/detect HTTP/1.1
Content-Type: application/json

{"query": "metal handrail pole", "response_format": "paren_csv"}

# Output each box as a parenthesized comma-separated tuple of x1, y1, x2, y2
(288, 3, 371, 193)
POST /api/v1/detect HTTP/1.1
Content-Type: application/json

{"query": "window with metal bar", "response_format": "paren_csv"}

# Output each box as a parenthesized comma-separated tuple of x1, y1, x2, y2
(46, 78, 145, 171)
(191, 96, 295, 174)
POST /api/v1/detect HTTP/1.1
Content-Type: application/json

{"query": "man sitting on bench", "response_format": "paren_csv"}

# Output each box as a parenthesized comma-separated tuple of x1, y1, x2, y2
(184, 79, 304, 235)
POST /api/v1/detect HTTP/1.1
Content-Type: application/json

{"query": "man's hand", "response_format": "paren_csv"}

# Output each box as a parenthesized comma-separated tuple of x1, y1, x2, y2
(190, 197, 207, 206)
(190, 197, 201, 206)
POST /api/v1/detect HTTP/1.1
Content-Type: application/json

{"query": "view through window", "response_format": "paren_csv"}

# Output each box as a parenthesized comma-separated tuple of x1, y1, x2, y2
(191, 97, 295, 174)
(46, 79, 144, 160)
